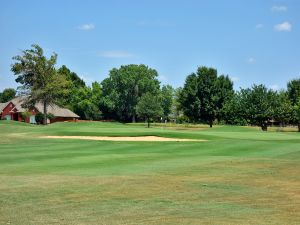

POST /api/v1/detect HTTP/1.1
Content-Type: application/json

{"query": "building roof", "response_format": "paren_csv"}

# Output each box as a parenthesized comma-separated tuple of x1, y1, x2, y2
(0, 103, 8, 112)
(34, 102, 80, 118)
(1, 96, 79, 118)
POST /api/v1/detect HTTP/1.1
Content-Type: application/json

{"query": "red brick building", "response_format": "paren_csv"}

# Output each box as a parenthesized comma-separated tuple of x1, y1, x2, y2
(0, 97, 79, 124)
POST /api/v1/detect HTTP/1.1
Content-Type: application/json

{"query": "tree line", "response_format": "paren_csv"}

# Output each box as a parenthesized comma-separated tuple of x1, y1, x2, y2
(2, 44, 300, 130)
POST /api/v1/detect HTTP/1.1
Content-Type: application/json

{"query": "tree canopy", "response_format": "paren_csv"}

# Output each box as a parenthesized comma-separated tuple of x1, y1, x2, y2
(136, 92, 163, 128)
(101, 64, 160, 122)
(179, 66, 233, 127)
(5, 44, 300, 131)
(11, 44, 70, 124)
(0, 88, 16, 103)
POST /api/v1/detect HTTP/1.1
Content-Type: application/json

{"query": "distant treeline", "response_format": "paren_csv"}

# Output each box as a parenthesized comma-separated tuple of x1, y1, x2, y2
(2, 44, 300, 131)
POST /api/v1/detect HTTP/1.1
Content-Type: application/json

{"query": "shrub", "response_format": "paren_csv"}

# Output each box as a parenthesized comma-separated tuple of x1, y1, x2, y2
(21, 111, 32, 121)
(35, 112, 44, 124)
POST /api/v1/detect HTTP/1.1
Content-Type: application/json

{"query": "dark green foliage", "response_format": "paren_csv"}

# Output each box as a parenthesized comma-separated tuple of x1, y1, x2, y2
(68, 82, 102, 120)
(294, 100, 300, 132)
(179, 74, 200, 122)
(0, 88, 16, 102)
(287, 78, 300, 105)
(179, 67, 233, 127)
(47, 113, 55, 120)
(161, 85, 174, 119)
(11, 44, 70, 125)
(101, 64, 160, 122)
(57, 65, 86, 88)
(21, 111, 32, 121)
(273, 91, 294, 126)
(221, 92, 247, 125)
(55, 65, 102, 120)
(238, 85, 275, 131)
(35, 112, 44, 124)
(35, 112, 55, 124)
(136, 92, 163, 127)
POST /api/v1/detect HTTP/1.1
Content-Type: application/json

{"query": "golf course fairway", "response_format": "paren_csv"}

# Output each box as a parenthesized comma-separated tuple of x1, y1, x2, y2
(0, 121, 299, 224)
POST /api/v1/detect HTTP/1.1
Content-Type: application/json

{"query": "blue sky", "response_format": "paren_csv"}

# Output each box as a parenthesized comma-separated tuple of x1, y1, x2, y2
(1, 0, 299, 92)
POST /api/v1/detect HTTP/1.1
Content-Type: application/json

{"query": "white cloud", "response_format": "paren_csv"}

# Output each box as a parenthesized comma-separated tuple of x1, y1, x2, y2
(270, 84, 280, 91)
(77, 23, 95, 30)
(256, 24, 264, 29)
(271, 5, 287, 12)
(99, 51, 134, 58)
(247, 57, 255, 63)
(230, 76, 240, 82)
(274, 22, 292, 32)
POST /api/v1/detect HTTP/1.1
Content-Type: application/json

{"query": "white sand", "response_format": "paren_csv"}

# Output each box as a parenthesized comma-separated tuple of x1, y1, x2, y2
(42, 135, 205, 142)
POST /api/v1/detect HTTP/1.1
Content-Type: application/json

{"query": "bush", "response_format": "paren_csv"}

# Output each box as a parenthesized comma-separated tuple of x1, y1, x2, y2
(47, 113, 55, 120)
(35, 112, 44, 124)
(21, 111, 32, 121)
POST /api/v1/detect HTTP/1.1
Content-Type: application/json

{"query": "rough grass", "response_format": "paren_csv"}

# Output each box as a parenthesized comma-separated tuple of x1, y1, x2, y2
(0, 121, 299, 224)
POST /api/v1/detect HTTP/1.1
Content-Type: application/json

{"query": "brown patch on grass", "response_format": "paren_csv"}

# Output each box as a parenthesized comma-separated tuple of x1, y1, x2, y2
(41, 135, 206, 142)
(1, 170, 299, 224)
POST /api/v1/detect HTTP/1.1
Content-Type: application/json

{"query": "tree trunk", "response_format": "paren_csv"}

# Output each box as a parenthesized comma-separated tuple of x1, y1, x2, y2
(261, 122, 268, 131)
(147, 118, 150, 128)
(209, 120, 213, 128)
(132, 113, 136, 123)
(43, 101, 48, 125)
(298, 123, 300, 132)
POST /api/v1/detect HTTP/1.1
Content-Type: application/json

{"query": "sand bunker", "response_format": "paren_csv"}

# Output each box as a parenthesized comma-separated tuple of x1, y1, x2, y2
(43, 135, 205, 142)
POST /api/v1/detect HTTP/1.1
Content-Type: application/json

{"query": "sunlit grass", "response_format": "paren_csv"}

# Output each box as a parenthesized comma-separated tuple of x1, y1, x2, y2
(0, 121, 299, 224)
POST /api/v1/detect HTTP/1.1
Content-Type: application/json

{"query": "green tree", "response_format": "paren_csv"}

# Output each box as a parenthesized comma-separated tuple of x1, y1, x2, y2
(221, 92, 247, 125)
(57, 65, 86, 88)
(273, 91, 294, 127)
(69, 83, 102, 120)
(178, 74, 200, 122)
(55, 65, 102, 120)
(239, 85, 274, 131)
(161, 85, 174, 120)
(179, 67, 233, 127)
(287, 79, 300, 105)
(101, 64, 160, 122)
(11, 44, 70, 125)
(0, 88, 16, 102)
(294, 100, 300, 132)
(136, 93, 163, 128)
(20, 111, 32, 121)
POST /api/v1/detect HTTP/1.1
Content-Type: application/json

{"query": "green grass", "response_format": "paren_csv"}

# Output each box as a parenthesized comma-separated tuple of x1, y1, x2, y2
(0, 121, 299, 224)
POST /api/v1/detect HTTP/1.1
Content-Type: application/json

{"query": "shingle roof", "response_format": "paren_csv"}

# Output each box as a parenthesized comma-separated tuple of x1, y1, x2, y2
(0, 103, 8, 112)
(34, 102, 80, 118)
(3, 97, 79, 118)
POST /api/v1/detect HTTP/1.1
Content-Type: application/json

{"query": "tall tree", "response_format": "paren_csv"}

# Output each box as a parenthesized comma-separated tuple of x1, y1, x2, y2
(294, 99, 300, 132)
(221, 92, 247, 125)
(0, 88, 16, 102)
(178, 74, 200, 122)
(179, 66, 233, 127)
(287, 79, 300, 105)
(239, 85, 274, 131)
(171, 87, 184, 122)
(273, 91, 294, 127)
(161, 85, 174, 120)
(57, 65, 86, 88)
(136, 92, 163, 128)
(11, 44, 70, 124)
(101, 64, 160, 122)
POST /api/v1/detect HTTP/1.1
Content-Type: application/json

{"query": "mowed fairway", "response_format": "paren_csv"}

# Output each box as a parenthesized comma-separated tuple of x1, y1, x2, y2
(0, 121, 299, 225)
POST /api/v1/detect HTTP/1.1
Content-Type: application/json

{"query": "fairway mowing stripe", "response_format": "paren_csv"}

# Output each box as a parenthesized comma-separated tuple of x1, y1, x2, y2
(41, 136, 206, 142)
